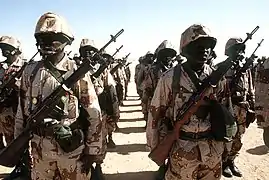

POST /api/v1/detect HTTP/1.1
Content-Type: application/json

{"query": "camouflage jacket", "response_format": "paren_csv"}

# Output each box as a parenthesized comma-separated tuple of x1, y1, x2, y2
(142, 62, 168, 99)
(254, 59, 269, 127)
(134, 63, 142, 84)
(146, 63, 229, 150)
(137, 64, 150, 90)
(15, 55, 103, 155)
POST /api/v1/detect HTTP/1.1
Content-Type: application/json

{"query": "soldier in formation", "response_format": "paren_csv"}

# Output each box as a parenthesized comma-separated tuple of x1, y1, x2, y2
(13, 12, 104, 179)
(220, 38, 255, 178)
(0, 36, 24, 149)
(146, 24, 238, 180)
(142, 40, 177, 128)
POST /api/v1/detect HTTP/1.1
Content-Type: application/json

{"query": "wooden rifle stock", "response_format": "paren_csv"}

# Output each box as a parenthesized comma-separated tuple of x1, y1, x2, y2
(148, 89, 208, 166)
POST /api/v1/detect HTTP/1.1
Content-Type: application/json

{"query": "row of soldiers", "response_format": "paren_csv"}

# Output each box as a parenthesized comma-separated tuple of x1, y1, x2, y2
(135, 25, 268, 180)
(0, 12, 131, 180)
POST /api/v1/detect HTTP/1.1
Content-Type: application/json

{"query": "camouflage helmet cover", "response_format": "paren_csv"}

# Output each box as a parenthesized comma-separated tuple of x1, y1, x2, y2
(80, 38, 98, 51)
(224, 37, 243, 56)
(180, 24, 216, 54)
(0, 36, 22, 53)
(35, 12, 74, 44)
(154, 40, 177, 57)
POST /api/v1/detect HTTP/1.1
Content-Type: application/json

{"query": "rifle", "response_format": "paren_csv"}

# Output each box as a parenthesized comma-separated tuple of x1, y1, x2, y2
(0, 29, 124, 167)
(112, 45, 123, 57)
(230, 39, 263, 128)
(148, 26, 259, 166)
(110, 53, 131, 74)
(231, 38, 264, 86)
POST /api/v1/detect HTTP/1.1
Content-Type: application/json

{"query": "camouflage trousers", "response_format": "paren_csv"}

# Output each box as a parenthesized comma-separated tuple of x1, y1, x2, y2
(223, 106, 246, 161)
(165, 139, 224, 180)
(30, 134, 89, 180)
(116, 83, 125, 104)
(0, 107, 15, 145)
(93, 114, 118, 164)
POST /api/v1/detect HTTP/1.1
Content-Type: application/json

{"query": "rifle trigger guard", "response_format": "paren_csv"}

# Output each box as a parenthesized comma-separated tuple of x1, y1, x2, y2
(209, 82, 217, 88)
(61, 84, 73, 95)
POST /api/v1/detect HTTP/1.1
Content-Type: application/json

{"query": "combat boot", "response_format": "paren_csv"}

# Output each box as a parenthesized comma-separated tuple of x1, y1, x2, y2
(155, 164, 167, 180)
(107, 134, 116, 149)
(94, 164, 105, 180)
(114, 124, 120, 132)
(222, 161, 233, 178)
(228, 160, 242, 177)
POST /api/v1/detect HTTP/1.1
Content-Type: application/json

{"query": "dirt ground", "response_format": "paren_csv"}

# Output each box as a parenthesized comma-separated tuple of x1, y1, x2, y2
(0, 67, 268, 180)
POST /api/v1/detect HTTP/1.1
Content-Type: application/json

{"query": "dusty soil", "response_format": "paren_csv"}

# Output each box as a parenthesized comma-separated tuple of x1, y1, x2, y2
(0, 70, 268, 180)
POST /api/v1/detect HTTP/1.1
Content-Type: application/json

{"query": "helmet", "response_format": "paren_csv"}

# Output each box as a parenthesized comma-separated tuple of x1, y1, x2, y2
(34, 12, 74, 44)
(138, 56, 143, 63)
(180, 24, 216, 55)
(0, 36, 22, 53)
(224, 37, 243, 56)
(154, 40, 177, 57)
(80, 38, 98, 51)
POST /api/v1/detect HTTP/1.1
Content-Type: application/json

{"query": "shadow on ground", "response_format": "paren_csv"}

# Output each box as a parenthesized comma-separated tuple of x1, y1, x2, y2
(115, 127, 145, 134)
(105, 171, 155, 180)
(120, 109, 141, 113)
(122, 103, 141, 107)
(119, 117, 144, 122)
(246, 145, 269, 155)
(107, 143, 149, 155)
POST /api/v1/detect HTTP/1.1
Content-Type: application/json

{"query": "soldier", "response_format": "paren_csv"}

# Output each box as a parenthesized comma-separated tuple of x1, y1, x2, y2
(135, 56, 143, 98)
(14, 12, 103, 179)
(254, 56, 269, 147)
(102, 53, 120, 142)
(146, 24, 235, 180)
(221, 38, 255, 178)
(0, 36, 24, 149)
(142, 40, 176, 128)
(112, 59, 127, 106)
(124, 59, 131, 99)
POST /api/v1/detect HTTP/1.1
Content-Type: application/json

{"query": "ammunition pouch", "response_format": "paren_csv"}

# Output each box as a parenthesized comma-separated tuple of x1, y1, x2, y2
(35, 122, 85, 153)
(52, 124, 84, 153)
(209, 100, 237, 142)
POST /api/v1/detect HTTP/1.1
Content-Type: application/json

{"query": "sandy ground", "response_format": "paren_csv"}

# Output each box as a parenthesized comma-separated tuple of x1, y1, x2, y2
(0, 68, 268, 180)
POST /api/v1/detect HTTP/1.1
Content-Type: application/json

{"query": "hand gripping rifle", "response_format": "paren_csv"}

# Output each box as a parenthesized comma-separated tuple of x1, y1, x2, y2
(148, 26, 259, 166)
(0, 29, 124, 167)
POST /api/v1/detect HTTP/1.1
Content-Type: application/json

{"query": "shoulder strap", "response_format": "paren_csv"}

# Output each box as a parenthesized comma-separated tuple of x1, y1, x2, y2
(29, 61, 44, 113)
(171, 64, 181, 120)
(182, 63, 202, 89)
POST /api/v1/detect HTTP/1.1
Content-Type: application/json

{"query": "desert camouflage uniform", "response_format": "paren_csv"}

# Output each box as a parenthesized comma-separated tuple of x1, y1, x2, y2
(147, 64, 228, 180)
(147, 24, 230, 180)
(112, 62, 126, 105)
(255, 58, 269, 127)
(223, 68, 254, 161)
(135, 57, 143, 97)
(220, 38, 255, 163)
(0, 36, 24, 146)
(14, 12, 103, 180)
(142, 40, 175, 122)
(102, 70, 120, 135)
(15, 55, 102, 179)
(92, 68, 120, 162)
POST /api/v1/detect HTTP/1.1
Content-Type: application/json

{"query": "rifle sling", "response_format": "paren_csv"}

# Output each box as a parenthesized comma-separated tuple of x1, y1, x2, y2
(182, 63, 202, 90)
